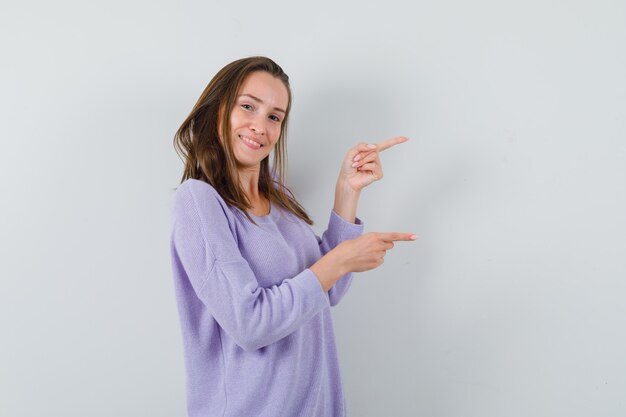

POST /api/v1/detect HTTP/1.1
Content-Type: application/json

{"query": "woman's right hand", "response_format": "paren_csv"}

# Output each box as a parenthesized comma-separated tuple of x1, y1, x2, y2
(310, 232, 417, 292)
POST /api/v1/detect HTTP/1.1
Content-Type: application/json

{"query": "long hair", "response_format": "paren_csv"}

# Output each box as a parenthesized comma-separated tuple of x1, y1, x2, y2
(173, 56, 313, 225)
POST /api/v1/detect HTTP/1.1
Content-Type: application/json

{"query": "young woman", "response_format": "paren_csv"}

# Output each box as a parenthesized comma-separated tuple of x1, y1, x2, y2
(170, 56, 415, 417)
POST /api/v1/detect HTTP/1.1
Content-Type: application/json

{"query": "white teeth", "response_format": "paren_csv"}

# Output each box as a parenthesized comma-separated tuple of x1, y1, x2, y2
(239, 135, 262, 148)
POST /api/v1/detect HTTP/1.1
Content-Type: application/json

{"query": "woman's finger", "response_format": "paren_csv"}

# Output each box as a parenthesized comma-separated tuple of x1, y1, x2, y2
(377, 232, 419, 242)
(384, 241, 395, 250)
(351, 150, 378, 167)
(376, 136, 408, 153)
(353, 136, 407, 161)
(356, 162, 379, 173)
(351, 143, 377, 162)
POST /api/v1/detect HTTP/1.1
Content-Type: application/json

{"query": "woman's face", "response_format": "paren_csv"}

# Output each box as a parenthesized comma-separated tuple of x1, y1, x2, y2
(223, 71, 289, 171)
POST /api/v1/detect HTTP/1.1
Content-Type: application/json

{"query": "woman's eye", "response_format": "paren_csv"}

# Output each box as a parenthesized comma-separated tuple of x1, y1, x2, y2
(269, 115, 280, 122)
(241, 104, 253, 111)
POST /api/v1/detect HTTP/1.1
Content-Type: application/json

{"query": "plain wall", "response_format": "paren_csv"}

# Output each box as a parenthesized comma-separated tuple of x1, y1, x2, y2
(1, 0, 625, 416)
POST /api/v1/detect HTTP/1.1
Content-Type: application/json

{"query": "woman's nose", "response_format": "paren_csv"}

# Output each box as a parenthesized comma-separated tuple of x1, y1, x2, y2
(249, 115, 266, 135)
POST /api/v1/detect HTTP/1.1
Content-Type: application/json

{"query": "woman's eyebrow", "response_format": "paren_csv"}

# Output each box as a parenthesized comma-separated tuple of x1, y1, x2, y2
(239, 94, 286, 114)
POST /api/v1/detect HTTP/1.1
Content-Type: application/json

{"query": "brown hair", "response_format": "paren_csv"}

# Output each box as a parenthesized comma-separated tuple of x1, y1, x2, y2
(173, 56, 313, 225)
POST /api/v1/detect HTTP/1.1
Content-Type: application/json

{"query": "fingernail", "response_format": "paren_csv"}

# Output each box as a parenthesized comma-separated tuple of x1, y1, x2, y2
(367, 144, 376, 149)
(353, 154, 361, 161)
(351, 161, 359, 167)
(410, 234, 418, 240)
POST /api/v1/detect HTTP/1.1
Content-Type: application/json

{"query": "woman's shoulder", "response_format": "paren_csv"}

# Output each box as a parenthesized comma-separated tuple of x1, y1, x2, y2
(176, 178, 220, 197)
(173, 179, 231, 218)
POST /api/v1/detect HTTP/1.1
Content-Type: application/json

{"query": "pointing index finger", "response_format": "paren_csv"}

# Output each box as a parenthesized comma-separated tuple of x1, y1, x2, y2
(377, 232, 418, 242)
(376, 136, 409, 152)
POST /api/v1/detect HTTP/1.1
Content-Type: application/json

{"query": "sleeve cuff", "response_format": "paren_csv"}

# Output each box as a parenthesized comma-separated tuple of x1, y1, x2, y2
(294, 268, 331, 307)
(329, 210, 365, 241)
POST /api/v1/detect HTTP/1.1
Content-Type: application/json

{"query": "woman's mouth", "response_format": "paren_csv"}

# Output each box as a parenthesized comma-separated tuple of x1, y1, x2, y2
(239, 135, 263, 149)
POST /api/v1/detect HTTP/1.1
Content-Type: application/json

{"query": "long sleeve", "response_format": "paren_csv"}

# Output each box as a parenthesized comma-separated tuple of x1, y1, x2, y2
(316, 211, 365, 306)
(171, 181, 329, 352)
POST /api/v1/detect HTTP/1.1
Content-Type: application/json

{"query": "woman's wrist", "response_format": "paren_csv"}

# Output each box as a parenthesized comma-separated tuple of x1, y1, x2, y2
(310, 250, 347, 292)
(333, 179, 360, 223)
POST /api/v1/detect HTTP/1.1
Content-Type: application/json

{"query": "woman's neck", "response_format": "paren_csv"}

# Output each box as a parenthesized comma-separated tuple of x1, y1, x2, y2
(238, 166, 269, 216)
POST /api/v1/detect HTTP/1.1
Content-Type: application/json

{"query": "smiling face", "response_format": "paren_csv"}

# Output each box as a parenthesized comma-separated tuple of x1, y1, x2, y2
(222, 71, 289, 172)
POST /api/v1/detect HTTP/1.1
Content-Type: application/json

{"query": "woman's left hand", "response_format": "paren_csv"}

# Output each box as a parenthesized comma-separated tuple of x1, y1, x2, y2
(339, 136, 409, 192)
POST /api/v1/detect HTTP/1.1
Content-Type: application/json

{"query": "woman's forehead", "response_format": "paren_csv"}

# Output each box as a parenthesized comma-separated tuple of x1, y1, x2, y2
(238, 72, 289, 110)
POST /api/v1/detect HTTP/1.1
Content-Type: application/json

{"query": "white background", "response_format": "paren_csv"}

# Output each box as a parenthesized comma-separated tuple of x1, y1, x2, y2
(1, 1, 625, 416)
